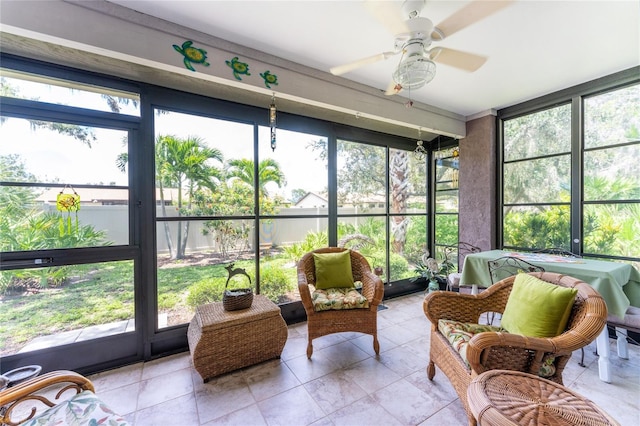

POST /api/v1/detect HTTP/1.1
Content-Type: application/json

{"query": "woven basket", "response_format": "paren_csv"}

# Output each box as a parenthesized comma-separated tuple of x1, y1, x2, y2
(223, 288, 253, 311)
(222, 263, 253, 311)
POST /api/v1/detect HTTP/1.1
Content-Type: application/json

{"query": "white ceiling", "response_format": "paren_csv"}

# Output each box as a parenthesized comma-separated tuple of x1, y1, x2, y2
(106, 0, 640, 118)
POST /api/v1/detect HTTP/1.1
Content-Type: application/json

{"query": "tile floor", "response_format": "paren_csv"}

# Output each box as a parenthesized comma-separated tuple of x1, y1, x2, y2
(89, 293, 640, 425)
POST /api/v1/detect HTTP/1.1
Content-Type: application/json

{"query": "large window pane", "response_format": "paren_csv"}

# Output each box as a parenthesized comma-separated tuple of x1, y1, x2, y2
(259, 127, 328, 212)
(1, 69, 140, 116)
(503, 205, 571, 249)
(584, 203, 640, 257)
(0, 117, 130, 251)
(0, 260, 134, 356)
(584, 144, 640, 201)
(504, 155, 570, 204)
(260, 218, 328, 303)
(337, 140, 386, 213)
(391, 216, 426, 281)
(503, 104, 571, 161)
(584, 84, 640, 149)
(157, 219, 254, 328)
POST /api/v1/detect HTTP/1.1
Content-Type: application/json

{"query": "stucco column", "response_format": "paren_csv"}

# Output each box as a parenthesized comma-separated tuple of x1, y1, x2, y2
(458, 114, 496, 252)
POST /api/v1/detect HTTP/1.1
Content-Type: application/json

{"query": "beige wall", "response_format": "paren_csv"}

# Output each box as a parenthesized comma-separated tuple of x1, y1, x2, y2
(459, 114, 497, 252)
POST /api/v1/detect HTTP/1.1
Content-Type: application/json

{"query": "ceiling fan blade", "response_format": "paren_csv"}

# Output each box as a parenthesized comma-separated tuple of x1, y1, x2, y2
(432, 0, 513, 40)
(330, 51, 398, 76)
(385, 79, 403, 96)
(429, 47, 487, 72)
(363, 0, 411, 36)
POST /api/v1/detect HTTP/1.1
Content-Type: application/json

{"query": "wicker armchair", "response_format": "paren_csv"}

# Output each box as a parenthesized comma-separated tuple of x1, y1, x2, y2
(0, 370, 129, 425)
(297, 247, 384, 358)
(423, 272, 607, 426)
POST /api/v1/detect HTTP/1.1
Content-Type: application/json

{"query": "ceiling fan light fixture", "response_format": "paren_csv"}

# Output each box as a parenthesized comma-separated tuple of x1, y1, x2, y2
(392, 55, 436, 90)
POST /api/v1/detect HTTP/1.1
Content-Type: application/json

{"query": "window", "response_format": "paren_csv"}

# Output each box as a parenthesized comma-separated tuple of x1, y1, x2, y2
(433, 144, 460, 264)
(499, 75, 639, 268)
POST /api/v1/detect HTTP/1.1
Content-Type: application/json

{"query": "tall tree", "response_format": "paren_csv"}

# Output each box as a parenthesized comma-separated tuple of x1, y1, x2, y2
(225, 158, 286, 197)
(155, 135, 223, 259)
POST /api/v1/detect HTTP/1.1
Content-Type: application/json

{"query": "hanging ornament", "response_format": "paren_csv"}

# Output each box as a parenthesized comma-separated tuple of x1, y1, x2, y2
(56, 185, 80, 236)
(413, 127, 427, 161)
(269, 93, 277, 151)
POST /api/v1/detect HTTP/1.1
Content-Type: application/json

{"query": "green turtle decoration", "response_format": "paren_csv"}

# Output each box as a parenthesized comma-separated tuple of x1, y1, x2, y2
(226, 56, 251, 80)
(173, 40, 210, 72)
(260, 70, 279, 89)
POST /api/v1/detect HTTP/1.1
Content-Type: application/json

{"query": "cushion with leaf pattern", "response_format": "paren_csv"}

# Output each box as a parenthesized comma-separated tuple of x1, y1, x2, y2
(312, 285, 368, 311)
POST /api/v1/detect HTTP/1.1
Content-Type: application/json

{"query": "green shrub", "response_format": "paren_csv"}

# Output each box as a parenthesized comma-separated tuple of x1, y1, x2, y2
(389, 252, 411, 279)
(186, 277, 226, 308)
(259, 265, 295, 303)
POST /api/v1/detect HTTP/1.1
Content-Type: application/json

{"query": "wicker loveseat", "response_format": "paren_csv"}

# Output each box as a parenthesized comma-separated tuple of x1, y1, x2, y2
(298, 247, 384, 358)
(0, 370, 128, 425)
(423, 272, 607, 426)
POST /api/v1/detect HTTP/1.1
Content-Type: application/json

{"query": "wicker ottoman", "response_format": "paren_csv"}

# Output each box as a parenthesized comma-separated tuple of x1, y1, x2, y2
(468, 370, 619, 426)
(187, 295, 287, 382)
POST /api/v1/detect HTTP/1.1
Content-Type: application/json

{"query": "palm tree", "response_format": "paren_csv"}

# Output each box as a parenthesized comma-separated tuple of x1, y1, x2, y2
(155, 135, 223, 259)
(390, 150, 410, 254)
(225, 158, 286, 197)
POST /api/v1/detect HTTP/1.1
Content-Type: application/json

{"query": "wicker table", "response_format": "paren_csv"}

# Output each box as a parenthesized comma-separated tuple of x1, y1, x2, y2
(467, 370, 619, 426)
(187, 295, 287, 382)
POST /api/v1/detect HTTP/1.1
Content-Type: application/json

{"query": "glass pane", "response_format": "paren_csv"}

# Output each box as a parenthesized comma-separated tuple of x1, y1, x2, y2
(0, 260, 134, 356)
(336, 140, 386, 213)
(390, 215, 426, 282)
(584, 145, 640, 201)
(435, 147, 459, 191)
(1, 69, 140, 116)
(584, 84, 640, 149)
(157, 219, 254, 328)
(435, 214, 458, 246)
(260, 218, 329, 303)
(584, 203, 640, 257)
(154, 110, 253, 218)
(337, 217, 386, 275)
(259, 127, 328, 213)
(503, 155, 570, 204)
(390, 148, 426, 213)
(0, 117, 130, 251)
(503, 205, 571, 249)
(436, 190, 459, 213)
(503, 104, 571, 161)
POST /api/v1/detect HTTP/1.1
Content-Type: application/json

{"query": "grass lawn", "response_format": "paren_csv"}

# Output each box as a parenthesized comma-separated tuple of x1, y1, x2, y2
(0, 253, 299, 356)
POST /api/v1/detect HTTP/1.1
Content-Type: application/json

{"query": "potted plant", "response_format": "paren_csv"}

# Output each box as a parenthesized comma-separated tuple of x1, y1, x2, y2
(412, 250, 454, 292)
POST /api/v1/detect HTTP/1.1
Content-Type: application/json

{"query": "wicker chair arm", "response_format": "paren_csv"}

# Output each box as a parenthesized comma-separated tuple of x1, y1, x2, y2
(297, 269, 314, 313)
(0, 370, 94, 425)
(360, 270, 384, 307)
(423, 279, 514, 325)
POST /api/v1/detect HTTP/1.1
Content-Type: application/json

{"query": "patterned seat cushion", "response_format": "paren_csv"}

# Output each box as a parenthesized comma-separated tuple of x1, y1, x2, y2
(312, 285, 369, 311)
(438, 319, 557, 378)
(23, 390, 129, 426)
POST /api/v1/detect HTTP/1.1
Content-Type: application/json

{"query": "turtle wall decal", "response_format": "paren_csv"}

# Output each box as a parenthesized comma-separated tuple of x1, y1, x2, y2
(260, 70, 279, 89)
(226, 56, 251, 80)
(173, 40, 210, 72)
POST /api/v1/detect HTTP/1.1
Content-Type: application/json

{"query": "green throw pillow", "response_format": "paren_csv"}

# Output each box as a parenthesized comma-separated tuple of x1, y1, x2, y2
(313, 251, 354, 290)
(501, 273, 578, 338)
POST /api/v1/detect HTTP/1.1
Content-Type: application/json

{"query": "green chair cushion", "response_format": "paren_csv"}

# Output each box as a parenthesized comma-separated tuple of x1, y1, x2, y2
(501, 273, 578, 338)
(313, 251, 354, 289)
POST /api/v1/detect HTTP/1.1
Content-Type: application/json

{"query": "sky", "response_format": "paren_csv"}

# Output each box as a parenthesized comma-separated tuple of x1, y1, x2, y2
(1, 75, 328, 199)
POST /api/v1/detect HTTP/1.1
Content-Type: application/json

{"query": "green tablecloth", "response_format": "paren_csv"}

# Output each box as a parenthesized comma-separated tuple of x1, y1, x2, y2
(459, 250, 640, 319)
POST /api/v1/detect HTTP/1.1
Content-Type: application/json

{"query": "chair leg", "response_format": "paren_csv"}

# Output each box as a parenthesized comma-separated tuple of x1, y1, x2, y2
(373, 335, 380, 355)
(307, 340, 313, 359)
(615, 327, 629, 359)
(427, 361, 435, 380)
(578, 348, 586, 367)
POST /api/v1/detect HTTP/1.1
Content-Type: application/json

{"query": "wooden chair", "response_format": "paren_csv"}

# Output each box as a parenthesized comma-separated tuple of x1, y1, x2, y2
(423, 272, 607, 426)
(297, 247, 384, 358)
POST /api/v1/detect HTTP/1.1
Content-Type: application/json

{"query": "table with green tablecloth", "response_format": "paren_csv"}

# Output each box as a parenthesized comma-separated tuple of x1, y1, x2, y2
(460, 249, 640, 318)
(459, 249, 640, 383)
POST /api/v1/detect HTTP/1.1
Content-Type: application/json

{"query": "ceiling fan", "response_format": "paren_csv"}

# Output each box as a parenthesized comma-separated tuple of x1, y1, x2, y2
(330, 0, 513, 95)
